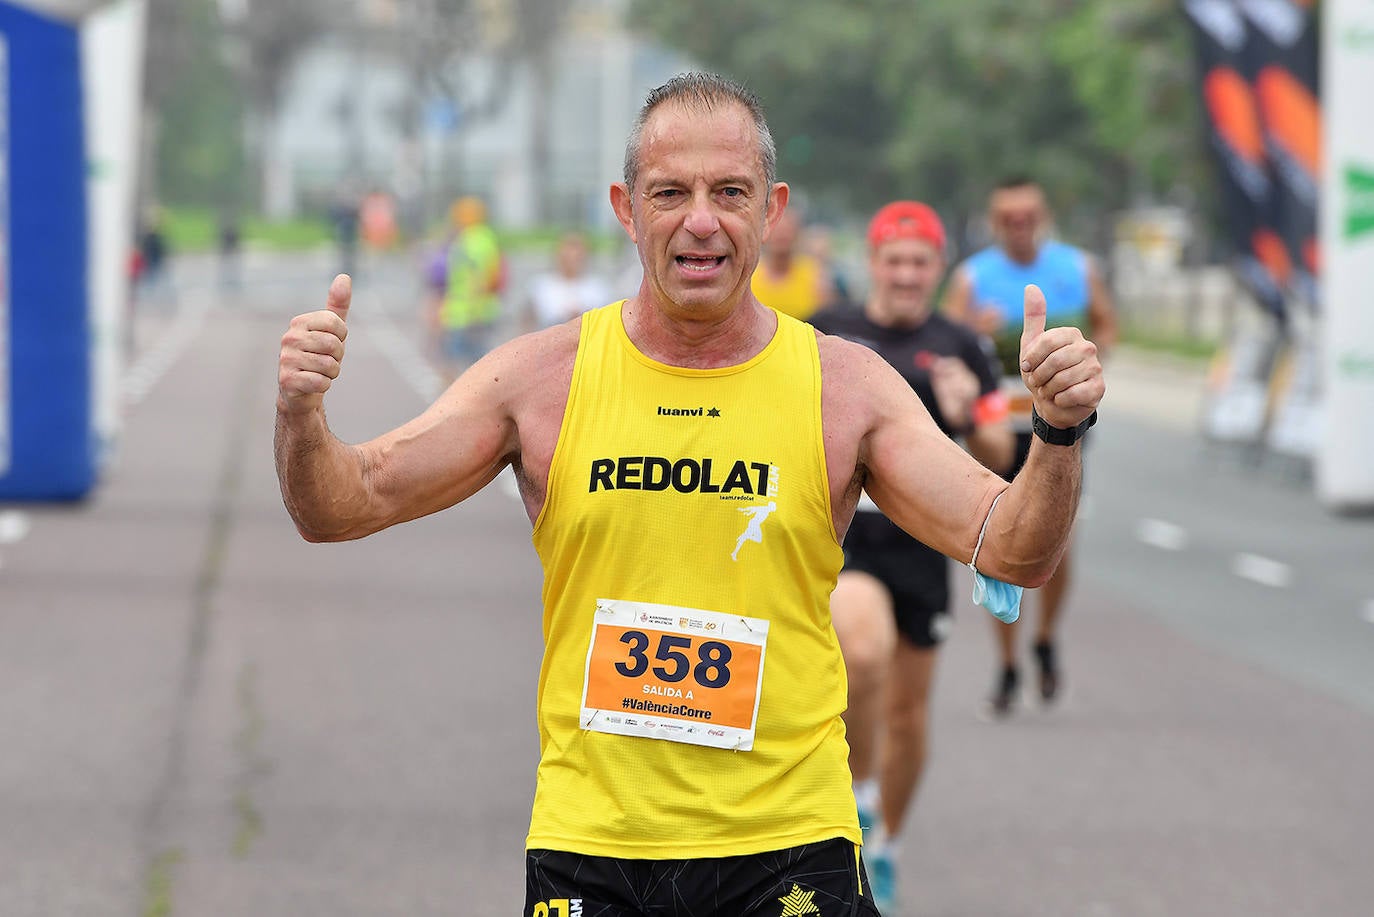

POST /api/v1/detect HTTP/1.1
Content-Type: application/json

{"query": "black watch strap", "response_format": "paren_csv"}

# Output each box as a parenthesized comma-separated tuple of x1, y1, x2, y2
(1031, 407, 1097, 445)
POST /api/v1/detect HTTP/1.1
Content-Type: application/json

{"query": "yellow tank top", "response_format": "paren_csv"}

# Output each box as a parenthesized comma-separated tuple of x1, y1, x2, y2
(527, 302, 858, 858)
(751, 255, 824, 320)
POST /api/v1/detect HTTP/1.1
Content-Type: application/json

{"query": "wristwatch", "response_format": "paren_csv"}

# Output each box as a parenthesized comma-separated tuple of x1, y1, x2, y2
(1031, 407, 1097, 446)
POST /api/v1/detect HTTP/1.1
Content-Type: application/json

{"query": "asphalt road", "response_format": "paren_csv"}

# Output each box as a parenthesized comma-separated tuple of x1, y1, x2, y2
(1, 252, 1370, 917)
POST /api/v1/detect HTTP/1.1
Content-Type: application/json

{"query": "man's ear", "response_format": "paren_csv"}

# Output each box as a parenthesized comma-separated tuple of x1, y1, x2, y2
(762, 182, 790, 241)
(610, 182, 637, 244)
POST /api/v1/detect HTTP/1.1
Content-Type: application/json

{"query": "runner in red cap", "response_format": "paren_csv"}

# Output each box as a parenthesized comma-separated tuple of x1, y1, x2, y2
(866, 200, 948, 250)
(812, 201, 1016, 912)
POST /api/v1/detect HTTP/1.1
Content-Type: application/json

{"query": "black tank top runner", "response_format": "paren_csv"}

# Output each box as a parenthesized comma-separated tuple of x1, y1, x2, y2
(811, 305, 1001, 435)
(811, 304, 1003, 547)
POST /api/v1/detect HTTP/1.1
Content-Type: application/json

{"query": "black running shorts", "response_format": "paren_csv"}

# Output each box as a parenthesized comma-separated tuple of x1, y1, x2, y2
(524, 837, 884, 916)
(843, 511, 951, 648)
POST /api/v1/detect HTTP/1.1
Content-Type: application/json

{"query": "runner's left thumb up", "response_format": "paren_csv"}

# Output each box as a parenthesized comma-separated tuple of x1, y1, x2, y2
(1019, 283, 1046, 371)
(327, 273, 352, 323)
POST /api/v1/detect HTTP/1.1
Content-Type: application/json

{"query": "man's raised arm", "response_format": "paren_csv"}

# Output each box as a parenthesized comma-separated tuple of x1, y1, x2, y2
(275, 274, 372, 541)
(274, 274, 523, 543)
(855, 284, 1104, 588)
(976, 283, 1104, 585)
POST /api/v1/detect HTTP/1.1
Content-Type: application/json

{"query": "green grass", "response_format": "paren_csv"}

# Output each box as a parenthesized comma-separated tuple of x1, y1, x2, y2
(1119, 327, 1220, 362)
(158, 206, 334, 252)
(158, 208, 218, 251)
(162, 204, 623, 255)
(241, 214, 334, 249)
(140, 848, 183, 917)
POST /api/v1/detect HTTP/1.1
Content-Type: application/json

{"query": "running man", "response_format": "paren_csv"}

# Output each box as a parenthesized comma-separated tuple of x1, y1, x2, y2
(276, 74, 1103, 916)
(811, 201, 1015, 911)
(433, 196, 504, 380)
(943, 174, 1119, 716)
(733, 501, 779, 561)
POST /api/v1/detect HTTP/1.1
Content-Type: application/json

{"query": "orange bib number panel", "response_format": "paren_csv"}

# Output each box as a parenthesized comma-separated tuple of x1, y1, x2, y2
(1001, 377, 1035, 433)
(581, 599, 768, 751)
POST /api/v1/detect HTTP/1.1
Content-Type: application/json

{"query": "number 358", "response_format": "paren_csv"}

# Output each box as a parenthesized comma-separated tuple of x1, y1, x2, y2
(613, 630, 732, 688)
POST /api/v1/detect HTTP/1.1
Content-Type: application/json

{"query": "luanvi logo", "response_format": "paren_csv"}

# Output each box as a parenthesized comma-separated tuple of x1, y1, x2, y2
(657, 405, 723, 418)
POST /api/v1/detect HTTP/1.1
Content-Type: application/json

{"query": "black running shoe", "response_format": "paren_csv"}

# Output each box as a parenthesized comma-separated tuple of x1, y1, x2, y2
(1033, 640, 1059, 704)
(987, 665, 1019, 718)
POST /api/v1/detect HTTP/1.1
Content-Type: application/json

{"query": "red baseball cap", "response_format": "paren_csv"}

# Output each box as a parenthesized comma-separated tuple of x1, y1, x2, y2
(867, 201, 946, 252)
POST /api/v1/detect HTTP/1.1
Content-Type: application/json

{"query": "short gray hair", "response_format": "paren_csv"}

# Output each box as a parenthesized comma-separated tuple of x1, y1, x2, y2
(622, 72, 777, 195)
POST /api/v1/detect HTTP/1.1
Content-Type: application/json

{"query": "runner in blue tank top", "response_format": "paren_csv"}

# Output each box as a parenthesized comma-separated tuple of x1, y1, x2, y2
(944, 175, 1118, 718)
(964, 240, 1090, 334)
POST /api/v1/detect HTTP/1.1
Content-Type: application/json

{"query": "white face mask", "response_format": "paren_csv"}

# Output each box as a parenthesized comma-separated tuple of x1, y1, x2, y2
(966, 490, 1024, 623)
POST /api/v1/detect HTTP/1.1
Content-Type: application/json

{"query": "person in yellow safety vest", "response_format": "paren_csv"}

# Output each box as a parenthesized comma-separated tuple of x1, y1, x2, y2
(434, 196, 504, 377)
(750, 208, 830, 321)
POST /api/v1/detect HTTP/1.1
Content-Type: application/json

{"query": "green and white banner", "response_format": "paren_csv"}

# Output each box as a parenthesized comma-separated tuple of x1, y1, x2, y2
(1319, 0, 1374, 509)
(82, 0, 145, 467)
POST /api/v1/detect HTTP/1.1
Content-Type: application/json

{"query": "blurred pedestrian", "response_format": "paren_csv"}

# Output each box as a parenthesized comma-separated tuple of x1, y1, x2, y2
(359, 188, 399, 251)
(217, 210, 242, 291)
(329, 187, 361, 277)
(803, 222, 852, 309)
(136, 205, 172, 303)
(811, 201, 1014, 912)
(750, 207, 828, 320)
(275, 73, 1103, 915)
(943, 174, 1119, 716)
(525, 231, 610, 330)
(431, 195, 504, 380)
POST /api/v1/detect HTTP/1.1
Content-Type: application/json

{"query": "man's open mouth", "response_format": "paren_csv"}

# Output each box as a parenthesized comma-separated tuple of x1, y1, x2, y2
(676, 255, 726, 272)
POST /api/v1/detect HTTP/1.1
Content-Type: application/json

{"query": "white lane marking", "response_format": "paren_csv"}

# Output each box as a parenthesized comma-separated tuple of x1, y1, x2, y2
(123, 298, 211, 406)
(365, 309, 527, 507)
(1231, 553, 1294, 589)
(0, 510, 32, 544)
(1361, 600, 1374, 626)
(365, 311, 445, 405)
(1136, 518, 1188, 551)
(364, 309, 529, 509)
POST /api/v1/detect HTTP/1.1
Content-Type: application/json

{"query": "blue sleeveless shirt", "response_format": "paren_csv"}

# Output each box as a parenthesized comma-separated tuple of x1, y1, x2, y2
(964, 240, 1090, 326)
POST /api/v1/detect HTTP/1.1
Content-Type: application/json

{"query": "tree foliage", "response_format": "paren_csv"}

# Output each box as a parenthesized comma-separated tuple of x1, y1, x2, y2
(146, 0, 246, 208)
(145, 0, 572, 214)
(628, 0, 1204, 234)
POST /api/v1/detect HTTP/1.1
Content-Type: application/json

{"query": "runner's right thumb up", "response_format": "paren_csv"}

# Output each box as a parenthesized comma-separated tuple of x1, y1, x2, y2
(327, 273, 352, 324)
(1019, 283, 1046, 372)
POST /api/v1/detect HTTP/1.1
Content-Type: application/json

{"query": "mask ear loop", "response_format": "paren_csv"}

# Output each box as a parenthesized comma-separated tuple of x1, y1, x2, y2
(967, 489, 1007, 574)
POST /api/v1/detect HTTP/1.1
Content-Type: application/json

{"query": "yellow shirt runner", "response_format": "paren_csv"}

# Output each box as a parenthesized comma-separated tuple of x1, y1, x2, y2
(528, 302, 859, 858)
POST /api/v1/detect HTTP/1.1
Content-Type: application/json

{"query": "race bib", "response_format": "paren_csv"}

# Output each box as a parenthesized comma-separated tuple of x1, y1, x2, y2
(580, 598, 769, 751)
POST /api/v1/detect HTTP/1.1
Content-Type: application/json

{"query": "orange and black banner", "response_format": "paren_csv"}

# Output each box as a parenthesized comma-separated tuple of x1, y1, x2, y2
(1240, 0, 1321, 309)
(1183, 0, 1314, 319)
